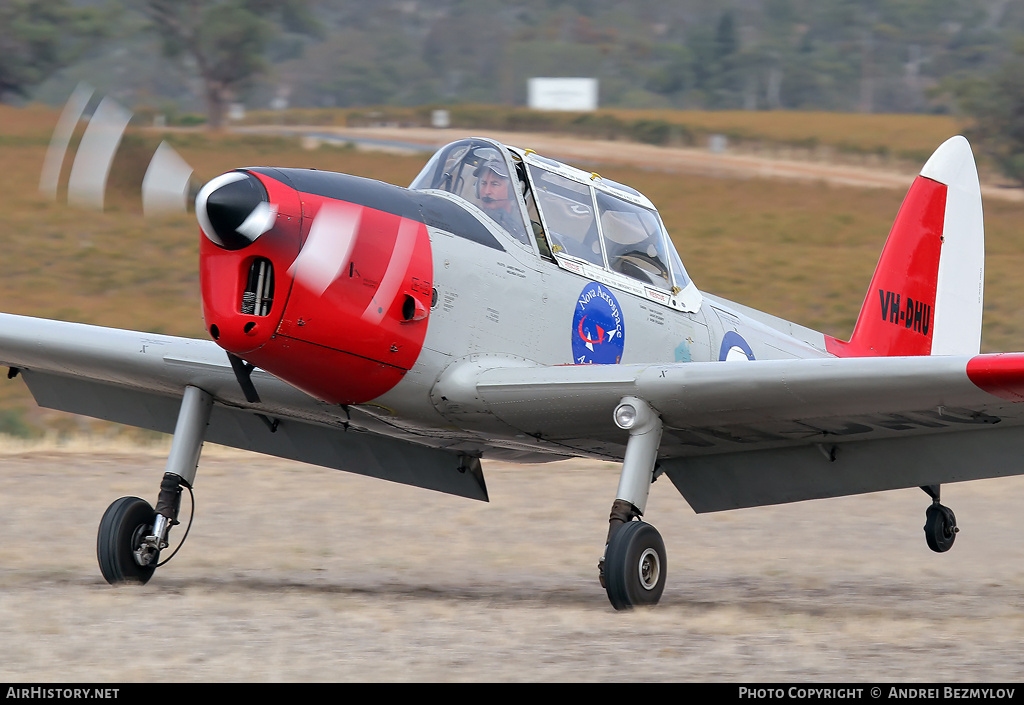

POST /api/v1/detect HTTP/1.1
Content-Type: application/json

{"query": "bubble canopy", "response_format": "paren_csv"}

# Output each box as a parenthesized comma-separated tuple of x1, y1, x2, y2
(411, 138, 700, 313)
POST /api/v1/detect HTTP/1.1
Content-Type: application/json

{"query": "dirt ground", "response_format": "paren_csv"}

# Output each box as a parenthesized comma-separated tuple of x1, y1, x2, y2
(0, 444, 1021, 683)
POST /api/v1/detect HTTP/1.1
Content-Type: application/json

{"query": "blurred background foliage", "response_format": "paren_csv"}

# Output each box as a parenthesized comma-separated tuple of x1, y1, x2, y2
(6, 1, 1024, 181)
(1, 1, 1019, 113)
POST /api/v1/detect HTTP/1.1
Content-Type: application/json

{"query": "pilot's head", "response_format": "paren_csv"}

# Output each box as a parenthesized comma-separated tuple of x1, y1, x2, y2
(475, 159, 513, 211)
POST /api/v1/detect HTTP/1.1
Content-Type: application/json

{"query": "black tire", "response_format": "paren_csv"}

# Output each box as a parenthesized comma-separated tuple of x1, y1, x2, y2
(97, 496, 159, 585)
(604, 520, 666, 610)
(924, 504, 957, 553)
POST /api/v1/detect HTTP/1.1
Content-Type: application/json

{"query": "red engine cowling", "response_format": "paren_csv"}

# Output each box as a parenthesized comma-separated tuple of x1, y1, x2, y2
(198, 168, 433, 405)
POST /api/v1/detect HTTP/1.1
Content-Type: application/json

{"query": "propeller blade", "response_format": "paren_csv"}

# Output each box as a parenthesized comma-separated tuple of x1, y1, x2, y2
(142, 141, 195, 216)
(235, 201, 278, 240)
(39, 82, 93, 200)
(360, 216, 419, 324)
(66, 96, 133, 211)
(287, 201, 362, 296)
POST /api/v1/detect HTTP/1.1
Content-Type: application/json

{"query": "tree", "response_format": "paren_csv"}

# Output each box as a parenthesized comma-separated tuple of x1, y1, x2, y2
(956, 41, 1024, 186)
(141, 0, 319, 128)
(0, 0, 106, 102)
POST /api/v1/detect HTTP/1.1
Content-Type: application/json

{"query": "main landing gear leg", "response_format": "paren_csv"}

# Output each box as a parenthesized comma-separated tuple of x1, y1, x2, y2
(97, 386, 213, 584)
(600, 396, 666, 610)
(921, 484, 958, 553)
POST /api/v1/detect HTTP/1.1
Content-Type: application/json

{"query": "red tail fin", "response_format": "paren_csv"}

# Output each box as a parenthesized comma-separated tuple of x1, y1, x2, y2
(826, 136, 984, 358)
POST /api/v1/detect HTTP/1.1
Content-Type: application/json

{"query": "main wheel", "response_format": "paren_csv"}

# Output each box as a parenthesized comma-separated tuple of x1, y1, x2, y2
(603, 520, 666, 610)
(97, 496, 159, 584)
(924, 503, 958, 553)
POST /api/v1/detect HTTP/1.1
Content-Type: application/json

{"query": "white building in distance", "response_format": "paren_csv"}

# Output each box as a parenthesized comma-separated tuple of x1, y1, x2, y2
(527, 78, 599, 111)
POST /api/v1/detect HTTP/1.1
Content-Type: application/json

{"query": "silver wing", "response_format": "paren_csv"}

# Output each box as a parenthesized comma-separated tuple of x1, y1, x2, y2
(4, 310, 1024, 513)
(0, 313, 488, 501)
(432, 353, 1024, 511)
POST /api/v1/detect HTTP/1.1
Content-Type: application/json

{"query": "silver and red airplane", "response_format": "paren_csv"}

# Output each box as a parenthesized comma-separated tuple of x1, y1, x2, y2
(3, 103, 1020, 608)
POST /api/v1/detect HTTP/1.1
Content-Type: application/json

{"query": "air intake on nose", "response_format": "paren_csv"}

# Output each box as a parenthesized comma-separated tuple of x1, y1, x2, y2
(241, 257, 274, 316)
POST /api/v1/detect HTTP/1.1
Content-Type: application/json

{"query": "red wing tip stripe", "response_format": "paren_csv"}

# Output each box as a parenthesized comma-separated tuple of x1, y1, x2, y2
(967, 354, 1024, 401)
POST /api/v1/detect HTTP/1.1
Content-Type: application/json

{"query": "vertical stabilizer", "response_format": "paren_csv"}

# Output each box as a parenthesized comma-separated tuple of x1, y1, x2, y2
(826, 136, 984, 357)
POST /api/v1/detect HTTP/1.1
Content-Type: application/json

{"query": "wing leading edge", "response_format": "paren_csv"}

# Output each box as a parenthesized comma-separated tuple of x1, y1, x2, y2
(0, 313, 487, 501)
(433, 354, 1024, 511)
(6, 311, 1024, 512)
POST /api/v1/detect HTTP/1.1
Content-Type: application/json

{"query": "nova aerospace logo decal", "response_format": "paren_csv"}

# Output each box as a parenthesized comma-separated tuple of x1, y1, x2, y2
(572, 282, 625, 364)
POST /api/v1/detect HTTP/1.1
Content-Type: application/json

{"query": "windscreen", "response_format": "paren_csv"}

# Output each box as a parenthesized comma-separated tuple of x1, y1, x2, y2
(410, 139, 531, 246)
(528, 165, 604, 267)
(595, 190, 672, 288)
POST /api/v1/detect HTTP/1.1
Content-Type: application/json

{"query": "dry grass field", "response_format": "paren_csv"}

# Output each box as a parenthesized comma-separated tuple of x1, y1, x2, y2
(263, 105, 965, 165)
(600, 108, 964, 159)
(1, 104, 1024, 681)
(0, 444, 1022, 682)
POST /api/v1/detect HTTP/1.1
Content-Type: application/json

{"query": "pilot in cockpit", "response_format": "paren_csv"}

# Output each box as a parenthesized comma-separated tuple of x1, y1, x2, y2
(474, 158, 527, 242)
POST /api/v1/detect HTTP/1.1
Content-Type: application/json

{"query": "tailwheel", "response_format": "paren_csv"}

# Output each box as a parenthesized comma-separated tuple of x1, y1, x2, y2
(924, 503, 958, 553)
(97, 496, 160, 584)
(603, 520, 666, 610)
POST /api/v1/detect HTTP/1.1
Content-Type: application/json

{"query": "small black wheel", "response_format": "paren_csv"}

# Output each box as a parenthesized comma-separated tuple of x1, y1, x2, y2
(97, 496, 159, 584)
(924, 503, 958, 553)
(603, 520, 667, 610)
